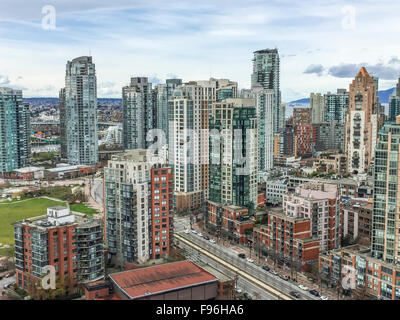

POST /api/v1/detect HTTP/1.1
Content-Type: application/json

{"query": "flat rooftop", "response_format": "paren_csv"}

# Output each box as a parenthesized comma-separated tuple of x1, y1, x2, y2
(109, 260, 218, 299)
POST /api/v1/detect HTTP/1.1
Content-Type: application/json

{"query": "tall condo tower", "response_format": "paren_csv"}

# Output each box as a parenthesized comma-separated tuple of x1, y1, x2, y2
(0, 87, 30, 173)
(63, 56, 98, 166)
(345, 67, 379, 174)
(251, 49, 281, 133)
(122, 77, 153, 150)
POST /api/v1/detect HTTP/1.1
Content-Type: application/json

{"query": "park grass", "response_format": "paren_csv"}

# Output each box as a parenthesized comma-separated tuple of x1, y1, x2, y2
(69, 203, 98, 216)
(0, 198, 65, 247)
(0, 247, 14, 258)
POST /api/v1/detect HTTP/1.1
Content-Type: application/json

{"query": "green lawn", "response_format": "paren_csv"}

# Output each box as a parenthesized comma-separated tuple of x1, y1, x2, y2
(69, 203, 99, 216)
(0, 198, 65, 246)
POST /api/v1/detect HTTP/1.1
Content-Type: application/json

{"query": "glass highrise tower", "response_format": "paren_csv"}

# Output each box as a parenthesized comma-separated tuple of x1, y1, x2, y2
(0, 87, 30, 173)
(371, 116, 400, 263)
(122, 77, 153, 150)
(62, 56, 98, 166)
(251, 48, 281, 133)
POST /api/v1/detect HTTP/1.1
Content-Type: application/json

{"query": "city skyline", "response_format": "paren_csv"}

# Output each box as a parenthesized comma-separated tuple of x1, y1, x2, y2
(1, 0, 400, 101)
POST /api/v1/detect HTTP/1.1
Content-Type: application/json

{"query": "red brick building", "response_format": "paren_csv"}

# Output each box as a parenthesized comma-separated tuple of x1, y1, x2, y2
(206, 201, 254, 244)
(14, 206, 104, 298)
(150, 166, 174, 259)
(293, 108, 312, 125)
(253, 209, 319, 264)
(295, 125, 317, 156)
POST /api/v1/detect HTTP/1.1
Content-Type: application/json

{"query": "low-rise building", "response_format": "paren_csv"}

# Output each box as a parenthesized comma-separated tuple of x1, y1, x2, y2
(44, 164, 94, 179)
(319, 245, 400, 300)
(10, 166, 45, 180)
(205, 201, 254, 244)
(14, 206, 105, 298)
(84, 260, 221, 300)
(312, 153, 347, 175)
(253, 208, 320, 264)
(265, 177, 288, 205)
(342, 198, 372, 242)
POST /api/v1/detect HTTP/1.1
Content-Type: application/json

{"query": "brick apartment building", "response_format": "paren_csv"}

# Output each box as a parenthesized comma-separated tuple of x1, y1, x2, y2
(150, 166, 174, 259)
(104, 150, 174, 266)
(253, 182, 341, 265)
(319, 245, 400, 300)
(13, 206, 105, 297)
(293, 108, 312, 126)
(253, 208, 320, 264)
(206, 201, 254, 244)
(295, 125, 317, 156)
(342, 198, 372, 242)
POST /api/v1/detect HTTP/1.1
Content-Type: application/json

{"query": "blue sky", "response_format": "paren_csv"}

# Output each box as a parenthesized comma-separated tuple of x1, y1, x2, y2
(1, 0, 400, 101)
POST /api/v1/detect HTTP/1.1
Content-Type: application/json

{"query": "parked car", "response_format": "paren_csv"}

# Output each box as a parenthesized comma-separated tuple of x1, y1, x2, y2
(197, 233, 203, 237)
(269, 270, 278, 275)
(243, 293, 252, 300)
(262, 266, 270, 272)
(309, 289, 319, 297)
(320, 295, 329, 300)
(5, 272, 14, 278)
(209, 239, 216, 244)
(203, 236, 210, 240)
(3, 282, 14, 289)
(298, 284, 309, 291)
(184, 229, 190, 234)
(238, 253, 246, 259)
(279, 274, 289, 281)
(246, 258, 254, 263)
(236, 288, 242, 294)
(191, 229, 197, 234)
(290, 291, 300, 298)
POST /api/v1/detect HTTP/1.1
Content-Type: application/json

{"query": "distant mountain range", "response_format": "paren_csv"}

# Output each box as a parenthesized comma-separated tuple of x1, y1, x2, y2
(24, 97, 122, 107)
(289, 87, 396, 105)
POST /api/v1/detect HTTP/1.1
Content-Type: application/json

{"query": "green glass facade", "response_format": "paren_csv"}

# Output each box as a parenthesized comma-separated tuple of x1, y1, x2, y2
(372, 121, 400, 263)
(0, 87, 30, 173)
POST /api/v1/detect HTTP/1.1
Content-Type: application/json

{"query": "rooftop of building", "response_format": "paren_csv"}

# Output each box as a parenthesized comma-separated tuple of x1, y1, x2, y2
(71, 56, 92, 63)
(343, 198, 372, 210)
(14, 206, 100, 229)
(46, 165, 91, 173)
(254, 48, 278, 54)
(12, 166, 45, 173)
(294, 182, 338, 200)
(109, 260, 218, 299)
(217, 98, 255, 108)
(267, 208, 310, 222)
(109, 149, 165, 165)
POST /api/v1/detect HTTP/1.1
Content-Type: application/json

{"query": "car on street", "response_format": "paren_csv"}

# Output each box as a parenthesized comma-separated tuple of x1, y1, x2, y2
(320, 295, 329, 300)
(238, 253, 246, 259)
(269, 270, 278, 275)
(197, 233, 203, 237)
(3, 282, 15, 289)
(289, 291, 300, 298)
(279, 274, 289, 281)
(203, 236, 210, 240)
(5, 272, 14, 278)
(243, 293, 252, 300)
(246, 258, 254, 263)
(298, 284, 309, 291)
(236, 288, 242, 294)
(191, 229, 197, 234)
(309, 289, 319, 297)
(209, 239, 216, 244)
(262, 266, 270, 272)
(184, 229, 190, 234)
